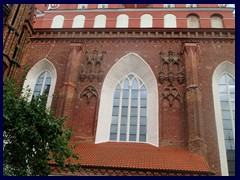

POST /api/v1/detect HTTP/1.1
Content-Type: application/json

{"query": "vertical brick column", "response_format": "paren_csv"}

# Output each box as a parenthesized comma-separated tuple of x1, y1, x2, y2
(59, 44, 84, 129)
(183, 43, 207, 155)
(3, 4, 34, 79)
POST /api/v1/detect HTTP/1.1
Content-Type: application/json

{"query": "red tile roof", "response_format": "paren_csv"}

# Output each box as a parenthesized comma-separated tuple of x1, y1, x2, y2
(51, 142, 212, 173)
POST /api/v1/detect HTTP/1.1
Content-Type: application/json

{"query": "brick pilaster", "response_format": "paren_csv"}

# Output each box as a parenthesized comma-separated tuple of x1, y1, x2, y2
(59, 44, 84, 129)
(183, 43, 207, 155)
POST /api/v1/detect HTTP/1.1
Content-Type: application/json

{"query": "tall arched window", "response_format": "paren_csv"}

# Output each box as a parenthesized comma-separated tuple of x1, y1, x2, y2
(116, 14, 129, 28)
(140, 14, 152, 28)
(22, 59, 57, 108)
(164, 14, 177, 28)
(72, 15, 85, 28)
(187, 14, 200, 28)
(110, 74, 147, 142)
(94, 14, 106, 28)
(212, 61, 235, 176)
(51, 15, 64, 28)
(96, 53, 158, 146)
(211, 15, 224, 28)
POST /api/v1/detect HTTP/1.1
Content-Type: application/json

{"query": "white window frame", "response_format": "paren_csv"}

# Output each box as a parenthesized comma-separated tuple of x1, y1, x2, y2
(95, 53, 159, 147)
(212, 61, 235, 176)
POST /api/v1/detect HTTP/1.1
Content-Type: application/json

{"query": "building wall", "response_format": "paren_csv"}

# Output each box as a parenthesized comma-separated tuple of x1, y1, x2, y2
(34, 4, 235, 29)
(3, 4, 34, 79)
(20, 29, 235, 175)
(17, 4, 235, 176)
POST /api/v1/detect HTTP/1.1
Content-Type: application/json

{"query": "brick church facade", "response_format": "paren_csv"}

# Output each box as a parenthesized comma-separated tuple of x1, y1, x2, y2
(4, 4, 235, 176)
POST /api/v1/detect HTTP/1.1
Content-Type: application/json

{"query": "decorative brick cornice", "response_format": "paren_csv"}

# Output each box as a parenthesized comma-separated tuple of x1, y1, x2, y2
(31, 28, 235, 43)
(50, 165, 214, 176)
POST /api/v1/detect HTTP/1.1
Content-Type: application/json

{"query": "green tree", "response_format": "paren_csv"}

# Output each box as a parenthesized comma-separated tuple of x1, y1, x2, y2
(3, 78, 80, 176)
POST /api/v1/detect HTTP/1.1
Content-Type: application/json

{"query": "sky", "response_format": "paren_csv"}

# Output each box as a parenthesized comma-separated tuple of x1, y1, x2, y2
(227, 4, 235, 14)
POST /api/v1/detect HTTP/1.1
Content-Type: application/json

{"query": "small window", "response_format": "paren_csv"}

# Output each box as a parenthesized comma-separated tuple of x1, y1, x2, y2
(98, 4, 108, 9)
(187, 15, 200, 28)
(186, 4, 197, 8)
(140, 14, 153, 28)
(72, 15, 85, 28)
(164, 4, 175, 8)
(94, 15, 106, 28)
(77, 4, 88, 9)
(211, 15, 223, 28)
(164, 14, 177, 28)
(51, 15, 64, 28)
(116, 14, 129, 28)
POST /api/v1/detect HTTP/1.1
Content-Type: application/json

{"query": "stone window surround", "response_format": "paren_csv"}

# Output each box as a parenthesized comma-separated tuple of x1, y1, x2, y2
(95, 53, 159, 147)
(22, 58, 57, 108)
(212, 61, 235, 176)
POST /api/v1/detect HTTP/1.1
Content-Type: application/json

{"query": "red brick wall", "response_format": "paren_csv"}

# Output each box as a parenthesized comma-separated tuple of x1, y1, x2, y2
(34, 4, 235, 29)
(20, 34, 234, 175)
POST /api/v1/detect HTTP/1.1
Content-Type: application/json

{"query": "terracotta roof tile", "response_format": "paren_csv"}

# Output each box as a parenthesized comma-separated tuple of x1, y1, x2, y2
(51, 142, 211, 173)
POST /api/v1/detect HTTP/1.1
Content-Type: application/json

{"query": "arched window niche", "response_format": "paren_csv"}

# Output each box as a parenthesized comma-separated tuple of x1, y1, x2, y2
(22, 59, 57, 108)
(95, 53, 159, 147)
(212, 61, 235, 176)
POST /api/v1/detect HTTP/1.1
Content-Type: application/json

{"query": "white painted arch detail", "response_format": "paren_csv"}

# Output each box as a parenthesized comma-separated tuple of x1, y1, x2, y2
(116, 14, 129, 28)
(22, 58, 57, 108)
(164, 14, 177, 28)
(94, 14, 106, 28)
(212, 61, 235, 176)
(95, 53, 159, 146)
(140, 14, 153, 28)
(72, 15, 85, 28)
(51, 15, 64, 28)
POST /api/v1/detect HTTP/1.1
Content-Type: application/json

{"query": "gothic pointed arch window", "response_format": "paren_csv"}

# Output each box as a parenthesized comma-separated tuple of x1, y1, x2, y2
(22, 59, 57, 108)
(212, 61, 235, 176)
(110, 74, 147, 142)
(96, 53, 158, 146)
